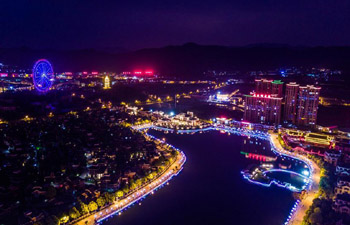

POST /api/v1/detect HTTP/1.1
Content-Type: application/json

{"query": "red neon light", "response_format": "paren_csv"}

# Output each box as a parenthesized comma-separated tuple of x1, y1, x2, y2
(123, 72, 131, 75)
(65, 72, 72, 75)
(134, 71, 142, 75)
(145, 70, 153, 75)
(327, 126, 337, 129)
(253, 94, 273, 98)
(0, 73, 8, 77)
(91, 71, 98, 75)
(82, 71, 88, 75)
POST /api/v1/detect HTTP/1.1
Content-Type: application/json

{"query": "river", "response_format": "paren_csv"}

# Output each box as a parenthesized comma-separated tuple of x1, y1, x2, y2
(101, 130, 302, 225)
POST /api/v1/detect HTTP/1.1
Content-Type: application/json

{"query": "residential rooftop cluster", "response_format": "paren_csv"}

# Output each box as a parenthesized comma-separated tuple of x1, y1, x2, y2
(0, 106, 176, 224)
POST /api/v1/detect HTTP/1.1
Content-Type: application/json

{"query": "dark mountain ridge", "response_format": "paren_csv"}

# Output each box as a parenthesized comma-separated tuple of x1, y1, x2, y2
(0, 43, 349, 78)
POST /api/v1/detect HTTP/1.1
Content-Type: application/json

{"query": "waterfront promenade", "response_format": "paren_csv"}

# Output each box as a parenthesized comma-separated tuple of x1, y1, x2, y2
(148, 125, 320, 225)
(269, 133, 321, 225)
(73, 145, 186, 225)
(74, 124, 319, 225)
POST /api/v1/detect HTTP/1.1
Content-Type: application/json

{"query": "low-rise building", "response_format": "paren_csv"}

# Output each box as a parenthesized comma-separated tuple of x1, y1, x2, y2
(325, 150, 341, 166)
(335, 177, 350, 195)
(333, 193, 350, 215)
(304, 132, 334, 146)
(336, 163, 350, 176)
(335, 136, 350, 153)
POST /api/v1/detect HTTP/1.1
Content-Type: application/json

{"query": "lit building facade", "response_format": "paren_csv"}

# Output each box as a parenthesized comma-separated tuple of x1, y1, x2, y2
(255, 79, 283, 97)
(271, 80, 284, 97)
(103, 76, 111, 89)
(255, 79, 272, 94)
(284, 82, 299, 123)
(296, 85, 321, 127)
(244, 93, 282, 126)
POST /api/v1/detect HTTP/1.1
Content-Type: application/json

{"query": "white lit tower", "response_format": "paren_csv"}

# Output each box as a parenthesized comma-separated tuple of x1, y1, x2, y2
(103, 76, 111, 89)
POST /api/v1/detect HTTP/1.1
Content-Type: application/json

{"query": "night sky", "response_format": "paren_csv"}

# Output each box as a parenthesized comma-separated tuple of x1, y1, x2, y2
(1, 0, 349, 50)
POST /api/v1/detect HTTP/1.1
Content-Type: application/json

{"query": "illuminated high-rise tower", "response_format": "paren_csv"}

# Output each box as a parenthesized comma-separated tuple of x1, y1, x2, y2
(296, 85, 321, 127)
(244, 93, 282, 126)
(255, 79, 283, 97)
(284, 82, 299, 123)
(271, 80, 284, 97)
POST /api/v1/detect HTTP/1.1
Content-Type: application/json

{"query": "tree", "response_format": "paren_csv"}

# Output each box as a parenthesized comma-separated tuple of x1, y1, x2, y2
(147, 173, 154, 180)
(309, 211, 323, 224)
(97, 197, 106, 208)
(130, 182, 137, 190)
(59, 213, 69, 224)
(122, 186, 129, 194)
(104, 192, 114, 204)
(69, 207, 81, 220)
(79, 201, 90, 215)
(157, 166, 164, 173)
(116, 190, 124, 198)
(88, 201, 98, 212)
(151, 171, 157, 178)
(319, 176, 332, 197)
(135, 179, 142, 187)
(141, 177, 148, 184)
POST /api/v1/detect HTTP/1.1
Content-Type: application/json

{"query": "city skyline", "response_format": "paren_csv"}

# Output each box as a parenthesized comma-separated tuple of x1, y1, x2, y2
(1, 1, 350, 225)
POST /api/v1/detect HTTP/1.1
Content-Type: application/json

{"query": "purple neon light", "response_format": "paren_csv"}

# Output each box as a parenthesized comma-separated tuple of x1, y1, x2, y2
(33, 59, 54, 92)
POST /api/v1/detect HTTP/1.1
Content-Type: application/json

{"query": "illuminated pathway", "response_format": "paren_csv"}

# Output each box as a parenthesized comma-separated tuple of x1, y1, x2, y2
(269, 133, 320, 225)
(144, 124, 319, 225)
(75, 124, 318, 225)
(72, 134, 186, 225)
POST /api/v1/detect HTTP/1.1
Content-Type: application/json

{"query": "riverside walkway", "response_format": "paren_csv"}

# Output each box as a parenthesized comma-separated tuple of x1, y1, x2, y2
(72, 135, 186, 225)
(269, 133, 320, 225)
(141, 124, 320, 225)
(78, 123, 318, 225)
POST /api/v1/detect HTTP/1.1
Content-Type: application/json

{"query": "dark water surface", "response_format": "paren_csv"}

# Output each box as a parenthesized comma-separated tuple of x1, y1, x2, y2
(103, 131, 296, 225)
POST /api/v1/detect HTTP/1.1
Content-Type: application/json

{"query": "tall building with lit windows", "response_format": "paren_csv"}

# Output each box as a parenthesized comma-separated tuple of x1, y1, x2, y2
(284, 82, 299, 123)
(244, 93, 282, 126)
(255, 79, 272, 94)
(271, 80, 284, 97)
(296, 85, 321, 127)
(255, 79, 283, 97)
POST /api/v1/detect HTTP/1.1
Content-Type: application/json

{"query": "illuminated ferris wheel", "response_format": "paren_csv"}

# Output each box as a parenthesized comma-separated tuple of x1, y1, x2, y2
(32, 59, 54, 92)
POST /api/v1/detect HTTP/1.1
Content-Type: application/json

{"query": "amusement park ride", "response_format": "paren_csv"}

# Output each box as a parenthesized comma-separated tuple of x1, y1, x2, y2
(32, 59, 54, 92)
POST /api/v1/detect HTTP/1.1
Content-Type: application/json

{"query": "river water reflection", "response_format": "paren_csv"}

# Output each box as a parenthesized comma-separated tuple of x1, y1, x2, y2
(103, 130, 300, 225)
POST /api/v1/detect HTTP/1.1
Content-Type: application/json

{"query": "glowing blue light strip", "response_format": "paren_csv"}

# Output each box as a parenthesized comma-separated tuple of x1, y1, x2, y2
(133, 124, 314, 225)
(262, 169, 309, 180)
(95, 133, 186, 224)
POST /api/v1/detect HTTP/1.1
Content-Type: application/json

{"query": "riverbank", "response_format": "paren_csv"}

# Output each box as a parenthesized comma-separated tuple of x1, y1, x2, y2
(78, 125, 315, 225)
(101, 127, 299, 225)
(72, 135, 186, 225)
(269, 133, 321, 225)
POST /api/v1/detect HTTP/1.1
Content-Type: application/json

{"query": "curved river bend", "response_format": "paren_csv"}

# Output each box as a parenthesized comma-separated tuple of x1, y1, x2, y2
(102, 130, 305, 225)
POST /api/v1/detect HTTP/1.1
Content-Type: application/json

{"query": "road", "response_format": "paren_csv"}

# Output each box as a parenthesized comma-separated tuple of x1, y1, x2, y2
(269, 133, 320, 225)
(73, 148, 186, 225)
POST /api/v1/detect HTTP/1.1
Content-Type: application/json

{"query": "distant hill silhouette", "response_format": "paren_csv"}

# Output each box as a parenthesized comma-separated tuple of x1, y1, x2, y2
(0, 43, 349, 78)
